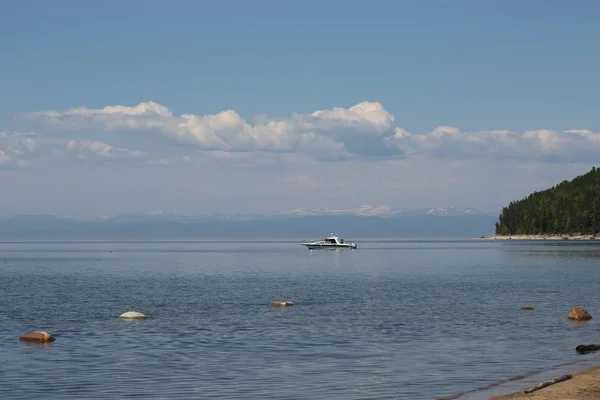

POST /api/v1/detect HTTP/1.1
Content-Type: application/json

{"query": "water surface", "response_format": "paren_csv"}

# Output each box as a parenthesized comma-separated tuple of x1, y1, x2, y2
(1, 239, 600, 399)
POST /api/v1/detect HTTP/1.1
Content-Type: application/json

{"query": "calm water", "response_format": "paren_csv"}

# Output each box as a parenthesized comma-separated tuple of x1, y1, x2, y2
(1, 239, 600, 399)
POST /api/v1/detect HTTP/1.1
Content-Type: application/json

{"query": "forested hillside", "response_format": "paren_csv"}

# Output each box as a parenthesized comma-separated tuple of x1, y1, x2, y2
(495, 167, 600, 235)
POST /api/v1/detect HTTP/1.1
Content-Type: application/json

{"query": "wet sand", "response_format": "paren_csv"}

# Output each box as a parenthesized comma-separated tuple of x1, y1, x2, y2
(492, 365, 600, 399)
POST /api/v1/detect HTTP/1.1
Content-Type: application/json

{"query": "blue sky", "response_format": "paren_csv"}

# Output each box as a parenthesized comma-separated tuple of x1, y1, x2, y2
(1, 0, 599, 217)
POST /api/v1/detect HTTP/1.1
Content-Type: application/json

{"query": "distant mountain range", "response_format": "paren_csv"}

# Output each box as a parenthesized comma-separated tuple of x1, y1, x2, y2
(270, 205, 496, 217)
(0, 206, 499, 240)
(93, 205, 495, 220)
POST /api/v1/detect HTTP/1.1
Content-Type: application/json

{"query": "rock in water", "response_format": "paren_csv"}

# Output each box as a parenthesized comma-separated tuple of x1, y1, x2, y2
(268, 301, 294, 307)
(521, 306, 535, 310)
(568, 307, 592, 321)
(119, 311, 148, 319)
(19, 331, 56, 343)
(576, 344, 600, 354)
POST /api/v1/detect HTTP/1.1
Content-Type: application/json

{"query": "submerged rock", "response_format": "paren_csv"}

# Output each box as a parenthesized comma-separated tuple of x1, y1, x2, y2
(268, 301, 294, 307)
(19, 331, 56, 343)
(568, 307, 592, 321)
(576, 344, 600, 354)
(521, 306, 535, 310)
(119, 311, 148, 319)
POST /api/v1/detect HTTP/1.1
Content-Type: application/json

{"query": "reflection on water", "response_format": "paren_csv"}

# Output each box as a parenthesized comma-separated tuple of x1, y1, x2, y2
(498, 241, 600, 262)
(1, 240, 600, 399)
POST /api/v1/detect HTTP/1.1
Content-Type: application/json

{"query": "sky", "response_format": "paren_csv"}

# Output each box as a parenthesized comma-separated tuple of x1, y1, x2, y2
(1, 0, 600, 217)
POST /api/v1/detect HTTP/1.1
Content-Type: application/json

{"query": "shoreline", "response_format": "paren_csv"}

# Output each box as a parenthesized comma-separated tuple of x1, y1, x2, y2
(491, 364, 600, 399)
(474, 234, 599, 241)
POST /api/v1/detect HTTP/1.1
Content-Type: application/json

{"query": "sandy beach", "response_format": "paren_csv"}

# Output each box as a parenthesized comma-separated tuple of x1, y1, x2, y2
(474, 234, 599, 241)
(491, 366, 600, 399)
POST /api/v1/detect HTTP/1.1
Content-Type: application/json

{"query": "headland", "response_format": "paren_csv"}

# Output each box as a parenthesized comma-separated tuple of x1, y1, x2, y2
(474, 234, 599, 241)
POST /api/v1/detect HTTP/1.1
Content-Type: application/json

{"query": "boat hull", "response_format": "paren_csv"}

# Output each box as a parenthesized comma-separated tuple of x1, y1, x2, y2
(303, 243, 357, 250)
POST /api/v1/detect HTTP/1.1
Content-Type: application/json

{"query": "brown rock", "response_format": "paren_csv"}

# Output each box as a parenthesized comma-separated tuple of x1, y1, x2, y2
(19, 331, 56, 343)
(268, 301, 294, 307)
(521, 306, 535, 310)
(569, 307, 592, 321)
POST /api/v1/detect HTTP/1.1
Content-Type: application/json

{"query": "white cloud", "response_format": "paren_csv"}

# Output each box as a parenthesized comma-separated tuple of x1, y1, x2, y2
(148, 155, 191, 166)
(15, 101, 600, 163)
(18, 101, 396, 159)
(387, 126, 600, 162)
(66, 139, 147, 162)
(0, 150, 30, 169)
(0, 132, 38, 169)
(307, 101, 395, 134)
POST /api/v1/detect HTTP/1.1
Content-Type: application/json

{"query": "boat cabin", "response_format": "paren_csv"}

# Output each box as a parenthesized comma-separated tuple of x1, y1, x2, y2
(325, 234, 345, 244)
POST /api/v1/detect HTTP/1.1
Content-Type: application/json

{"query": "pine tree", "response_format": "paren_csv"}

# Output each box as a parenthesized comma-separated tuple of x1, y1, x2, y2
(495, 167, 600, 235)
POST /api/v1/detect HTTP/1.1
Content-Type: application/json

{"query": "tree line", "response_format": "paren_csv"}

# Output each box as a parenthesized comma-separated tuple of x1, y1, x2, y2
(495, 167, 600, 235)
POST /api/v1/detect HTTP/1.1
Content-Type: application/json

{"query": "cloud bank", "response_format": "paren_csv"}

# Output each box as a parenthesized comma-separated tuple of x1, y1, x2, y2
(66, 140, 147, 162)
(14, 101, 600, 164)
(3, 101, 598, 218)
(0, 132, 38, 169)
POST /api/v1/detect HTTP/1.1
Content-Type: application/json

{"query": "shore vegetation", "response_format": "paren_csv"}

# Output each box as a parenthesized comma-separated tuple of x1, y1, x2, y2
(495, 167, 600, 235)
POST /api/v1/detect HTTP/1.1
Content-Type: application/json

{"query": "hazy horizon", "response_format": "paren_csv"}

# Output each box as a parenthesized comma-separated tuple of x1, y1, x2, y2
(0, 213, 498, 240)
(0, 204, 499, 219)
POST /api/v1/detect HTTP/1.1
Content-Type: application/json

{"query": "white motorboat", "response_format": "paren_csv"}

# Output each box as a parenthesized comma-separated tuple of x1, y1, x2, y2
(301, 233, 357, 250)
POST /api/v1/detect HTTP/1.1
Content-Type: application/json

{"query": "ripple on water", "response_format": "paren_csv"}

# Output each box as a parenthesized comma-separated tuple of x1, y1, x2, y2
(1, 240, 600, 399)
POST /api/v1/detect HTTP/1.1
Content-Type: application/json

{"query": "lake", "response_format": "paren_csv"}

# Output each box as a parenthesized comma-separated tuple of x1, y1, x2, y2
(1, 239, 600, 399)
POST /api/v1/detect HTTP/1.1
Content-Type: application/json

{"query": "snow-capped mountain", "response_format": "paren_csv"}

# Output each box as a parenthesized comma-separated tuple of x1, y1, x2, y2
(424, 206, 495, 216)
(94, 205, 496, 219)
(271, 205, 495, 217)
(0, 205, 498, 239)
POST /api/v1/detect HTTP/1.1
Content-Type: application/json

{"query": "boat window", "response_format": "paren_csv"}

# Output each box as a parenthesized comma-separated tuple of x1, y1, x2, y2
(329, 238, 337, 243)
